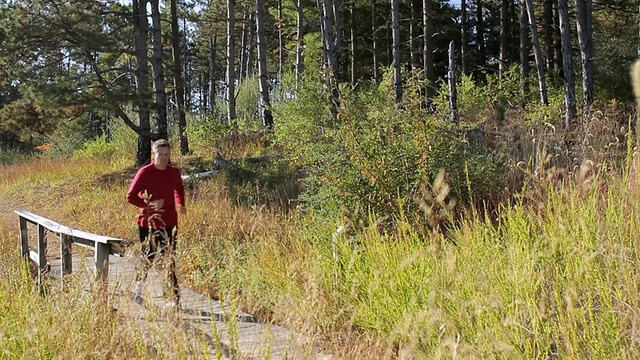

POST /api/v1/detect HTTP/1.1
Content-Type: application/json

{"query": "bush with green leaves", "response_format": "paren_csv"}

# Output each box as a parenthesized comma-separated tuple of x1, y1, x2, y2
(71, 119, 136, 160)
(274, 69, 507, 225)
(236, 75, 261, 123)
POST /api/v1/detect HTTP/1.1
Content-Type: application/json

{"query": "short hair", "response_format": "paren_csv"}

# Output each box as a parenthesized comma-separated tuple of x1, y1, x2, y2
(152, 139, 171, 153)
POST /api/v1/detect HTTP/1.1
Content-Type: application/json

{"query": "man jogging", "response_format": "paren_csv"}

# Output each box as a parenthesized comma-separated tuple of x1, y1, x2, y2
(126, 139, 186, 308)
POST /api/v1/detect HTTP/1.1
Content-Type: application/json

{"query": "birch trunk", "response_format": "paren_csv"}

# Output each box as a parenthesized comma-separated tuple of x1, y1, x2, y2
(227, 0, 237, 122)
(520, 0, 530, 103)
(391, 0, 402, 102)
(322, 0, 340, 114)
(525, 0, 548, 105)
(296, 0, 305, 87)
(543, 0, 553, 70)
(350, 0, 355, 85)
(239, 9, 249, 83)
(278, 0, 284, 83)
(448, 41, 458, 124)
(554, 3, 563, 73)
(476, 0, 485, 70)
(576, 0, 594, 116)
(423, 0, 434, 104)
(256, 0, 274, 129)
(460, 0, 467, 74)
(209, 33, 217, 112)
(499, 0, 508, 78)
(372, 0, 378, 81)
(245, 12, 255, 78)
(558, 0, 576, 127)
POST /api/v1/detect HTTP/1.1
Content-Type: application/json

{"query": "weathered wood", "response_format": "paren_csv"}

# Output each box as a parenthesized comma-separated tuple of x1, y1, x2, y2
(19, 216, 28, 257)
(15, 210, 124, 290)
(15, 210, 121, 247)
(61, 234, 72, 277)
(95, 242, 109, 281)
(29, 250, 39, 264)
(37, 224, 46, 289)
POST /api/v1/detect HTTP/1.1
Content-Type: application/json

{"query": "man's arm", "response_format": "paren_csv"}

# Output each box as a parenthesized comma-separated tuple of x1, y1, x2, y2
(126, 169, 147, 208)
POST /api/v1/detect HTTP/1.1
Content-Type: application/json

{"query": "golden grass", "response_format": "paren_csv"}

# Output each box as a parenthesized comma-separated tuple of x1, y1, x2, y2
(3, 143, 640, 358)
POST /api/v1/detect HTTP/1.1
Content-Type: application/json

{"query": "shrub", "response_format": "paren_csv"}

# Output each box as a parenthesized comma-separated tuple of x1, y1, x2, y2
(274, 69, 507, 226)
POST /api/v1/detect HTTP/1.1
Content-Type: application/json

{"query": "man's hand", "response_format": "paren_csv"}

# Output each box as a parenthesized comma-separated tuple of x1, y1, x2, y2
(149, 199, 165, 211)
(177, 205, 186, 215)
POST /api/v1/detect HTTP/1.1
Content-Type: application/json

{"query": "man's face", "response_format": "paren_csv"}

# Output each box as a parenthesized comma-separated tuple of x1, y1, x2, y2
(153, 146, 170, 169)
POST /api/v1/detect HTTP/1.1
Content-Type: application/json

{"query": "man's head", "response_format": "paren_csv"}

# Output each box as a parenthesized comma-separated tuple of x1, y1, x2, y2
(152, 139, 171, 169)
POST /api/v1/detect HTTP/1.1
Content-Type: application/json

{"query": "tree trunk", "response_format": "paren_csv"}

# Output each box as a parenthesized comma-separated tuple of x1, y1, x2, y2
(278, 0, 284, 84)
(245, 12, 255, 78)
(558, 0, 576, 128)
(318, 0, 328, 71)
(460, 0, 468, 75)
(372, 0, 378, 81)
(520, 0, 530, 104)
(525, 0, 548, 105)
(476, 0, 485, 70)
(227, 0, 237, 122)
(256, 0, 274, 129)
(553, 3, 563, 73)
(150, 0, 168, 140)
(332, 0, 341, 67)
(133, 0, 150, 166)
(499, 0, 509, 78)
(543, 0, 553, 71)
(239, 9, 249, 84)
(448, 41, 459, 124)
(423, 0, 434, 105)
(575, 0, 593, 117)
(322, 0, 340, 114)
(391, 0, 402, 102)
(350, 0, 356, 85)
(209, 33, 217, 112)
(296, 0, 305, 88)
(170, 0, 189, 155)
(183, 18, 191, 112)
(409, 0, 418, 69)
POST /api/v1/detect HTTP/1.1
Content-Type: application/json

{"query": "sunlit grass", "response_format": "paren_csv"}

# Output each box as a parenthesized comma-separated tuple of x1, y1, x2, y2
(2, 142, 640, 358)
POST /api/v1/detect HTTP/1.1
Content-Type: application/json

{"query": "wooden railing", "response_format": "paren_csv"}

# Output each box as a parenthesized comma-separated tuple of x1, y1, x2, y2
(15, 210, 124, 289)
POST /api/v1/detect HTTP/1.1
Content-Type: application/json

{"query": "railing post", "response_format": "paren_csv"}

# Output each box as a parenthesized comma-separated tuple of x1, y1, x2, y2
(94, 242, 109, 282)
(19, 216, 28, 258)
(37, 224, 46, 291)
(60, 234, 72, 288)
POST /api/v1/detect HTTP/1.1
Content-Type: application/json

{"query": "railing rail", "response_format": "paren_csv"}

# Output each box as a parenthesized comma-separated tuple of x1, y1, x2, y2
(15, 210, 124, 289)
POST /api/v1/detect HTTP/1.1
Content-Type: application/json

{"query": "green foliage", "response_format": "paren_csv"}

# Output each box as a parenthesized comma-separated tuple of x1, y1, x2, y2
(523, 81, 566, 125)
(71, 120, 136, 160)
(236, 75, 261, 123)
(185, 114, 231, 151)
(274, 70, 506, 225)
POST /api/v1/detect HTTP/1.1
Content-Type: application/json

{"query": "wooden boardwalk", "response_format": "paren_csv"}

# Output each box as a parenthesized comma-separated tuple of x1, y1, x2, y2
(47, 253, 327, 359)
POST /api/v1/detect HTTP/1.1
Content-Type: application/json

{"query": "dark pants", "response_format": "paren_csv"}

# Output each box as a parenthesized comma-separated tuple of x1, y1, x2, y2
(136, 226, 180, 301)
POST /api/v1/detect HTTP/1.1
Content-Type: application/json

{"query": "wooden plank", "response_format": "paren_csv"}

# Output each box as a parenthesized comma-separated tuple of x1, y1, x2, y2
(94, 242, 109, 281)
(60, 234, 72, 277)
(29, 250, 39, 264)
(19, 216, 28, 257)
(14, 210, 122, 245)
(37, 224, 46, 290)
(73, 236, 124, 257)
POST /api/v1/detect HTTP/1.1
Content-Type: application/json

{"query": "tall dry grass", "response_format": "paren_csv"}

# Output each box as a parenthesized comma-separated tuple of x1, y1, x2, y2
(2, 120, 640, 358)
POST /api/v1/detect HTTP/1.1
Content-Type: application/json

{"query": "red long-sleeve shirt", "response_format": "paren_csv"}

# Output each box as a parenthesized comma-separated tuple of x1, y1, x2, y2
(126, 163, 185, 228)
